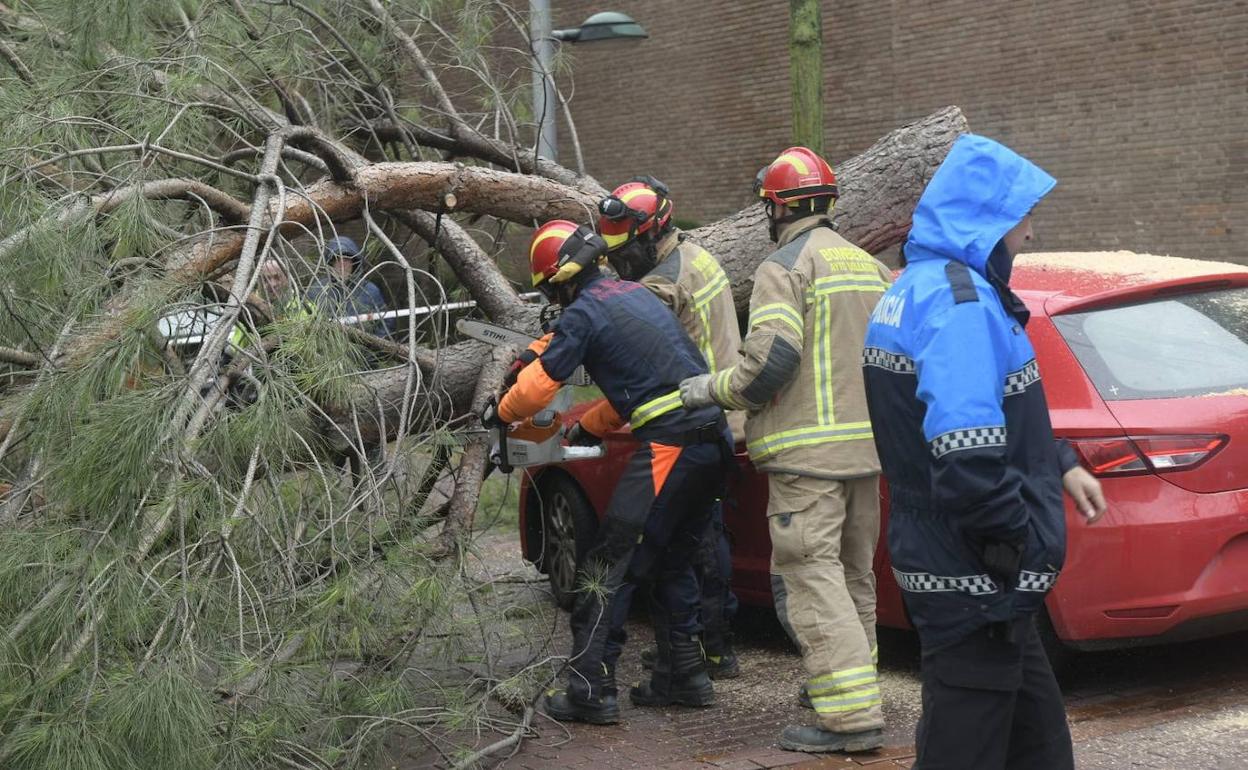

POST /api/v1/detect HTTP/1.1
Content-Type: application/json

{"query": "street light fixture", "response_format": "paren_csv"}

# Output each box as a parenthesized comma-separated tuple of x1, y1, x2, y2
(553, 11, 649, 43)
(531, 4, 647, 164)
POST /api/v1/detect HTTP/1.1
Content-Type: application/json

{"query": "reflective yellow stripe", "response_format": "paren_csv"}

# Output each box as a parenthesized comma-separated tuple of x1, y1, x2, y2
(815, 294, 832, 424)
(809, 667, 877, 693)
(630, 389, 683, 429)
(807, 276, 890, 297)
(775, 152, 811, 175)
(749, 303, 803, 338)
(712, 368, 749, 410)
(602, 231, 630, 249)
(747, 421, 875, 460)
(621, 187, 655, 204)
(530, 225, 575, 261)
(811, 687, 883, 712)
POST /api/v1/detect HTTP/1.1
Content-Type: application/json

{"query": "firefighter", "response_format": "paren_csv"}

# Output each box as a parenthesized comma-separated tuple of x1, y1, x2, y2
(486, 220, 732, 725)
(861, 134, 1105, 769)
(597, 176, 744, 679)
(679, 147, 892, 753)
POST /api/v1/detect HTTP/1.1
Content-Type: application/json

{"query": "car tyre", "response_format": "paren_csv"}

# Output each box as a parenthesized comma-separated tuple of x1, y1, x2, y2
(538, 475, 598, 611)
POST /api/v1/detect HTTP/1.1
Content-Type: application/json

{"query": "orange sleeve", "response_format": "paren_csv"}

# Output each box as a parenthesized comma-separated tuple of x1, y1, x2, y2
(499, 358, 562, 422)
(579, 399, 625, 437)
(527, 332, 553, 356)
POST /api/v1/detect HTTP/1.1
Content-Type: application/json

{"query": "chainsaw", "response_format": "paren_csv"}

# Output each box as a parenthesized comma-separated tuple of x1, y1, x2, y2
(457, 319, 603, 472)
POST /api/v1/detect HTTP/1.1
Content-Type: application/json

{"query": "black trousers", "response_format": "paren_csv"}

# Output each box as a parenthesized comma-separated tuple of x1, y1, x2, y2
(913, 616, 1074, 770)
(568, 438, 725, 699)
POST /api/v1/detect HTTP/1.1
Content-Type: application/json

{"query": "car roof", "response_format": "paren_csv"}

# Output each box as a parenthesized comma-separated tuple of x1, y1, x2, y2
(1010, 251, 1248, 315)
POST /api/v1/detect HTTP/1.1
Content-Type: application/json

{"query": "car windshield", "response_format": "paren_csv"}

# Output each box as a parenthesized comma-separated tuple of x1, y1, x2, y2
(1053, 287, 1248, 400)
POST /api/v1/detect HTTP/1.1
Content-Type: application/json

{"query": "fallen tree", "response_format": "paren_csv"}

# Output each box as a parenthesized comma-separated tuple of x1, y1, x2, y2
(0, 1, 965, 767)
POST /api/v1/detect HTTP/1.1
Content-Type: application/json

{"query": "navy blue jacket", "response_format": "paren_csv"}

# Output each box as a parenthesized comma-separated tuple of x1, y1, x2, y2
(541, 273, 722, 442)
(862, 135, 1079, 649)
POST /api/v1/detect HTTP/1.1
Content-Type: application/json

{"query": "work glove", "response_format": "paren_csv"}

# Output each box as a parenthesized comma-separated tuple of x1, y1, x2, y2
(979, 539, 1024, 592)
(679, 374, 714, 409)
(502, 349, 539, 390)
(479, 395, 506, 428)
(565, 421, 602, 447)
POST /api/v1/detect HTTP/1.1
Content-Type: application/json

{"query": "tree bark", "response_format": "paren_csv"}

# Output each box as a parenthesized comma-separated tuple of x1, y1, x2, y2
(692, 105, 969, 314)
(789, 0, 824, 155)
(345, 106, 969, 444)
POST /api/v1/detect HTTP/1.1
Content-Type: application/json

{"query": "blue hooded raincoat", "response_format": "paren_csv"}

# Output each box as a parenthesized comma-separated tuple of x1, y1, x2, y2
(862, 134, 1079, 650)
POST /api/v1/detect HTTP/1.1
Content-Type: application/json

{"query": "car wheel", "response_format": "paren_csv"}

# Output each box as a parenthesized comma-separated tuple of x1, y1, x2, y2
(538, 475, 598, 611)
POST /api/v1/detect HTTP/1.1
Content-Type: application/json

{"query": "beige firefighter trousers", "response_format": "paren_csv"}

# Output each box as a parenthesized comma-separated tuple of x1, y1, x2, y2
(769, 472, 883, 733)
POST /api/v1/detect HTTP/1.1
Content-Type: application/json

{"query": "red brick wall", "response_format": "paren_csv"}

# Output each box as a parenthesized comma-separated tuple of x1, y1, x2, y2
(552, 0, 1248, 261)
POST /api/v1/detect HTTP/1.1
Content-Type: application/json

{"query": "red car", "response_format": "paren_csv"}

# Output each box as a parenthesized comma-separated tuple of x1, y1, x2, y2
(516, 253, 1248, 655)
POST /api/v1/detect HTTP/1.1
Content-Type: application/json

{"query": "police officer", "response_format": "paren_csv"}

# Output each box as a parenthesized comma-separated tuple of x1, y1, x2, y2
(490, 220, 732, 724)
(680, 148, 893, 753)
(597, 176, 743, 678)
(861, 134, 1106, 768)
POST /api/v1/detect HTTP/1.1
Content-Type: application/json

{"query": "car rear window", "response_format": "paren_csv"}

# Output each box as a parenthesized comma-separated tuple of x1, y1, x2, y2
(1052, 288, 1248, 400)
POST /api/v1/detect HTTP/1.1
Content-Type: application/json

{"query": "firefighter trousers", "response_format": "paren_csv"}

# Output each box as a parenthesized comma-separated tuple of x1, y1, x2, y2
(769, 472, 883, 733)
(694, 500, 738, 656)
(913, 616, 1073, 770)
(568, 438, 726, 700)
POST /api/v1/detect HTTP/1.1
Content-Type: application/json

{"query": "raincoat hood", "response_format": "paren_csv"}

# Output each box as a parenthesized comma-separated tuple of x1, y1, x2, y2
(903, 134, 1056, 275)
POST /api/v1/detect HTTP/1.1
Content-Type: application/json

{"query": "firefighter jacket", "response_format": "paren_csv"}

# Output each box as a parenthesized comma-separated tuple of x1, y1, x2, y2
(641, 230, 742, 375)
(499, 272, 723, 442)
(861, 134, 1080, 650)
(707, 216, 891, 478)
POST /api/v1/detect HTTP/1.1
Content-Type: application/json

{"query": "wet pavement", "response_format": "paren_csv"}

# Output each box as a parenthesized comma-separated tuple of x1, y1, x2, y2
(385, 532, 1248, 769)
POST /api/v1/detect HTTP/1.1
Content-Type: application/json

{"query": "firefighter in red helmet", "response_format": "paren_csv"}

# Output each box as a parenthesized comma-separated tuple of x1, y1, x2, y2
(487, 220, 732, 725)
(598, 177, 745, 680)
(680, 148, 893, 754)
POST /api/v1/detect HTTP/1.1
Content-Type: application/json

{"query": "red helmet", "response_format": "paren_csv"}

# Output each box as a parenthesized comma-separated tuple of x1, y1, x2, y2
(597, 176, 673, 251)
(757, 147, 838, 207)
(528, 220, 607, 292)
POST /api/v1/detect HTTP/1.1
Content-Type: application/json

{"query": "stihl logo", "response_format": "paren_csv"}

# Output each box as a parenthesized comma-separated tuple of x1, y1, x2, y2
(481, 328, 508, 342)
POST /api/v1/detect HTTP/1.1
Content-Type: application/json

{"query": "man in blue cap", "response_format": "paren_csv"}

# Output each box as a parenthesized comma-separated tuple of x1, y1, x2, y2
(307, 235, 393, 338)
(862, 135, 1106, 768)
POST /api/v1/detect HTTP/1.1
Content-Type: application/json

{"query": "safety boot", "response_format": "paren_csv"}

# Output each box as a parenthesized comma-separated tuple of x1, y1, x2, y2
(631, 632, 715, 707)
(779, 725, 884, 753)
(542, 686, 620, 725)
(641, 645, 740, 679)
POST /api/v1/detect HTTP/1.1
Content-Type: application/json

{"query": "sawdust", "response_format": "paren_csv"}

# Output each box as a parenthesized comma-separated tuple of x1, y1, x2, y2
(1018, 251, 1248, 282)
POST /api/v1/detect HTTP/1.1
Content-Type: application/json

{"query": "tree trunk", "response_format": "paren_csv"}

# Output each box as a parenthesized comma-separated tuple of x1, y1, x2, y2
(346, 106, 969, 443)
(789, 0, 824, 155)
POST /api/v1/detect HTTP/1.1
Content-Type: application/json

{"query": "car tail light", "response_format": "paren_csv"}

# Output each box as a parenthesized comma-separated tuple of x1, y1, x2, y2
(1070, 435, 1227, 477)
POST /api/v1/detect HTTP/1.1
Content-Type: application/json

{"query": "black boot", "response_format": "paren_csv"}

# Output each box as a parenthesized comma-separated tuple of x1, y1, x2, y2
(798, 682, 813, 709)
(543, 686, 620, 725)
(779, 725, 884, 753)
(630, 631, 715, 707)
(640, 646, 658, 670)
(705, 631, 740, 679)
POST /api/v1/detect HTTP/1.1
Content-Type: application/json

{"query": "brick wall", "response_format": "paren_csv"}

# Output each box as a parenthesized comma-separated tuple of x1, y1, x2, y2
(552, 0, 1247, 261)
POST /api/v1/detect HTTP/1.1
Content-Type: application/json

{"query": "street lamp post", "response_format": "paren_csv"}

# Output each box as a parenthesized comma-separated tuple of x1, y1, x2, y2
(529, 3, 647, 163)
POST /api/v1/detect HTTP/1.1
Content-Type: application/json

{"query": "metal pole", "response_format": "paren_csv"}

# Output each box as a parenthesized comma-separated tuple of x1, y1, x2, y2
(530, 0, 558, 161)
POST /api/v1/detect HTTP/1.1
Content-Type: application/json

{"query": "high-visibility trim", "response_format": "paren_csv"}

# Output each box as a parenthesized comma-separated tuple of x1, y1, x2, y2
(529, 225, 575, 261)
(630, 389, 683, 429)
(749, 303, 804, 338)
(807, 275, 891, 297)
(809, 668, 877, 694)
(811, 687, 883, 712)
(747, 421, 875, 460)
(775, 152, 811, 175)
(814, 294, 832, 425)
(712, 368, 750, 410)
(602, 230, 631, 249)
